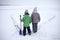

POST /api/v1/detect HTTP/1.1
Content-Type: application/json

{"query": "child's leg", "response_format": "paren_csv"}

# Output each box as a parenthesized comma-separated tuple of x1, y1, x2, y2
(27, 27, 31, 35)
(23, 27, 26, 36)
(32, 23, 37, 33)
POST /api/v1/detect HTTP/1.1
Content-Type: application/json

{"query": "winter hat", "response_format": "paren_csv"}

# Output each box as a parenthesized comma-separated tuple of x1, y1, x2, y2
(34, 7, 37, 11)
(25, 13, 29, 15)
(33, 7, 37, 13)
(25, 10, 29, 15)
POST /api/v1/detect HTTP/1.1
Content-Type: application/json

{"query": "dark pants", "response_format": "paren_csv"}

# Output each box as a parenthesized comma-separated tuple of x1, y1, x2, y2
(23, 26, 31, 36)
(32, 23, 37, 33)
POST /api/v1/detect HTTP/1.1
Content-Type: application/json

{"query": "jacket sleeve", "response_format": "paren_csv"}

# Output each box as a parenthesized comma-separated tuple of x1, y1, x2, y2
(31, 13, 33, 21)
(29, 17, 32, 23)
(20, 17, 24, 22)
(38, 13, 41, 22)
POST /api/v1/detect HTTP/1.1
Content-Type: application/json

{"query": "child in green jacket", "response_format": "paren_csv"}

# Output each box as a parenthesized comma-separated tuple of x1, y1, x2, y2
(21, 10, 32, 36)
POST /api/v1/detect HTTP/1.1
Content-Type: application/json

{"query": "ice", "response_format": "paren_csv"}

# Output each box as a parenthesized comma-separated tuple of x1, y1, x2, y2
(0, 0, 60, 40)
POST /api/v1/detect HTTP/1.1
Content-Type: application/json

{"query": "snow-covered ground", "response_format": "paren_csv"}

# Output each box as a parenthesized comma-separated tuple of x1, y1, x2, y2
(0, 0, 60, 40)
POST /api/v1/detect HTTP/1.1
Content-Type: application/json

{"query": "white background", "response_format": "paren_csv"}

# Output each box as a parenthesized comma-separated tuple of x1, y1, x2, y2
(0, 0, 60, 40)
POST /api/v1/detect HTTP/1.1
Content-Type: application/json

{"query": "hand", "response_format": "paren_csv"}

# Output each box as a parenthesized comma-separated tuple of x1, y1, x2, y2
(20, 15, 21, 18)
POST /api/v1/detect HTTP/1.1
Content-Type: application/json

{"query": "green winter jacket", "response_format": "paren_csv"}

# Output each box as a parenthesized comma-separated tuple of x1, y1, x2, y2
(21, 15, 32, 27)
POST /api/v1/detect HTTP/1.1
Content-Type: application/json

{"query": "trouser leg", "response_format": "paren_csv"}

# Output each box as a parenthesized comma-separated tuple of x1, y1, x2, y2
(32, 23, 37, 33)
(27, 27, 31, 35)
(23, 27, 26, 36)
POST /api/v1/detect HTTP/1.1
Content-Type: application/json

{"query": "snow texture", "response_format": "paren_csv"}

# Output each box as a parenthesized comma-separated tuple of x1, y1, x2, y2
(0, 0, 60, 40)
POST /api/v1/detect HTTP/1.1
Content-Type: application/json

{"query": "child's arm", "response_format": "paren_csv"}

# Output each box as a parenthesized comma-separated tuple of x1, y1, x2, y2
(20, 18, 23, 22)
(29, 17, 32, 23)
(20, 17, 25, 22)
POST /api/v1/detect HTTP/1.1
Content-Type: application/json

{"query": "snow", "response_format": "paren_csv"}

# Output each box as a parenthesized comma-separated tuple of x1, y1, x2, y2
(0, 0, 60, 40)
